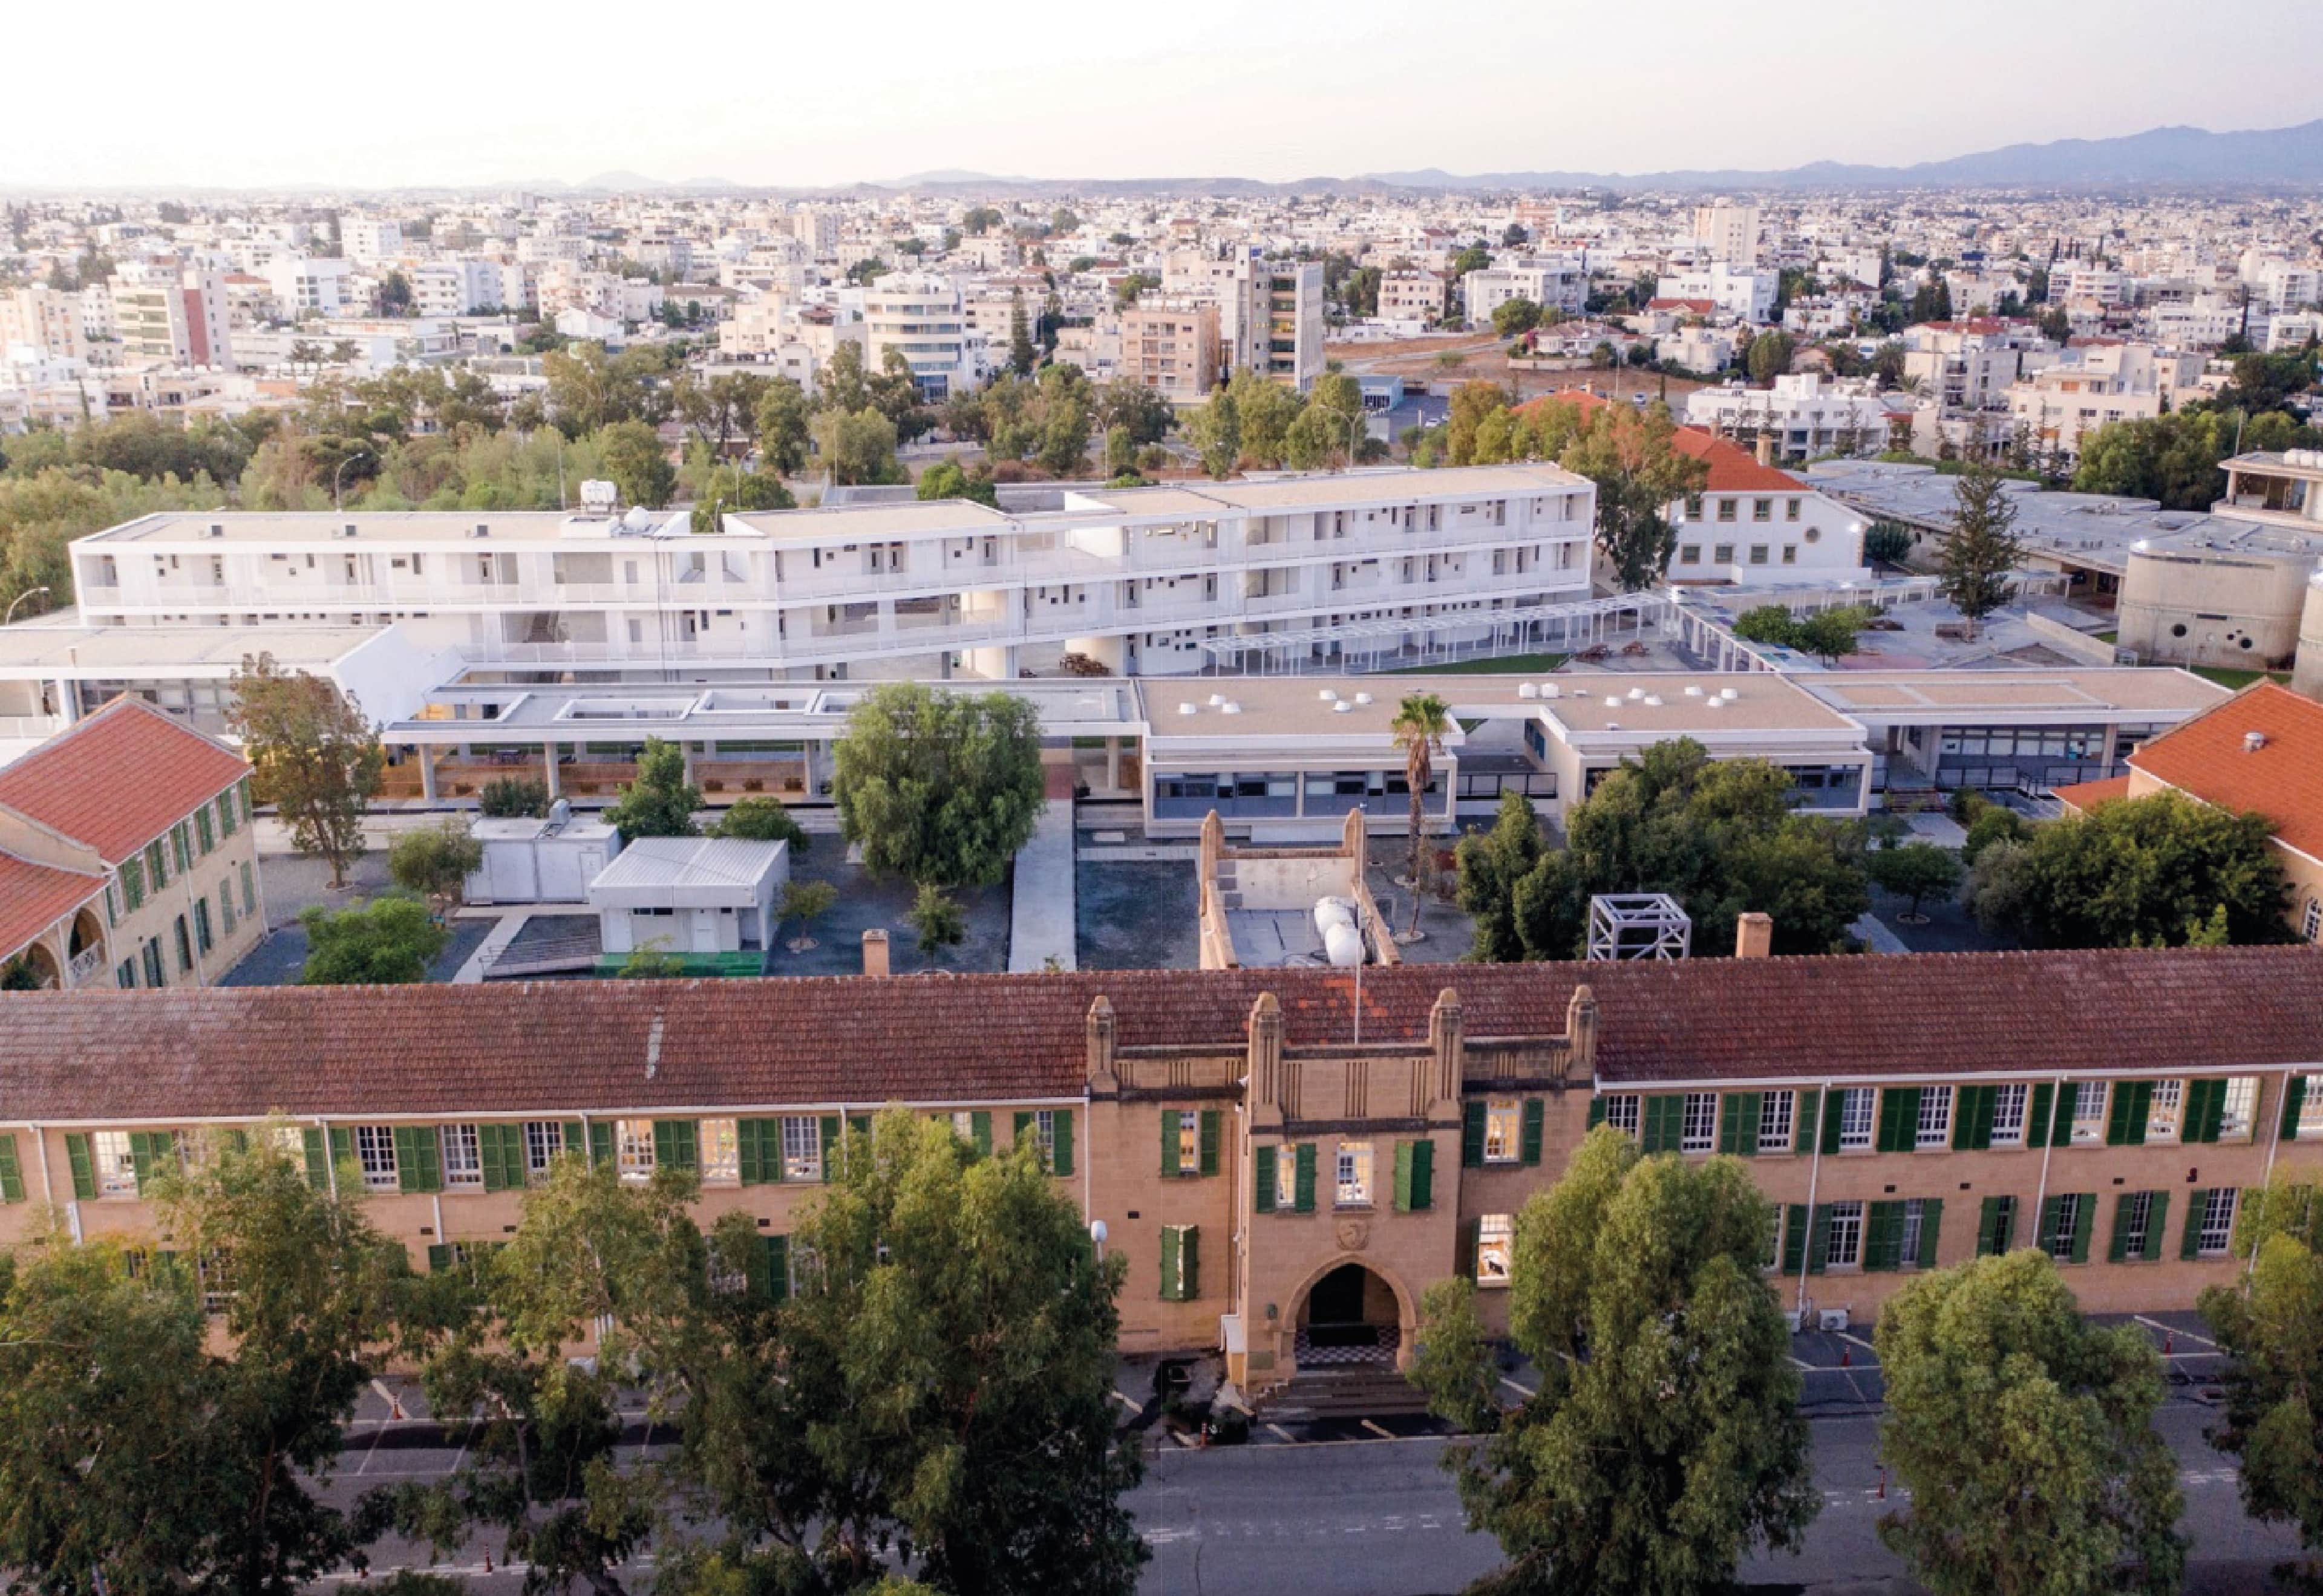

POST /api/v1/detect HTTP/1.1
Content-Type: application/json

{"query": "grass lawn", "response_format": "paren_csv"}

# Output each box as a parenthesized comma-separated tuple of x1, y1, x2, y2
(1375, 652, 1570, 676)
(2189, 665, 2293, 691)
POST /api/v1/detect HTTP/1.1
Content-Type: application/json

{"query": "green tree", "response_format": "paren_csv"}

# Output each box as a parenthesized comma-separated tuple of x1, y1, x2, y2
(1449, 243, 1491, 278)
(1731, 604, 1803, 650)
(1453, 791, 1546, 962)
(228, 651, 383, 888)
(1103, 424, 1139, 479)
(711, 794, 811, 852)
(299, 896, 449, 983)
(1227, 369, 1304, 467)
(1560, 402, 1710, 591)
(1867, 841, 1963, 920)
(1489, 296, 1541, 337)
(818, 408, 904, 486)
(916, 454, 998, 506)
(1038, 396, 1091, 476)
(1935, 465, 2024, 636)
(603, 735, 702, 842)
(1186, 385, 1241, 478)
(1864, 523, 1913, 565)
(388, 819, 484, 920)
(479, 775, 549, 818)
(1412, 1127, 1818, 1595)
(1391, 692, 1451, 931)
(666, 1110, 1146, 1595)
(831, 684, 1045, 888)
(1745, 330, 1795, 384)
(776, 876, 838, 948)
(1008, 292, 1037, 376)
(618, 939, 687, 977)
(1877, 1250, 2186, 1596)
(597, 418, 675, 509)
(2071, 409, 2242, 510)
(1965, 789, 2290, 948)
(1790, 604, 1874, 664)
(753, 377, 814, 476)
(1091, 378, 1174, 446)
(2201, 1181, 2323, 1577)
(907, 881, 967, 960)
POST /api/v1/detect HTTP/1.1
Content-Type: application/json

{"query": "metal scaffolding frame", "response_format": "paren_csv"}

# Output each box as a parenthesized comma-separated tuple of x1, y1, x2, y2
(1586, 893, 1693, 961)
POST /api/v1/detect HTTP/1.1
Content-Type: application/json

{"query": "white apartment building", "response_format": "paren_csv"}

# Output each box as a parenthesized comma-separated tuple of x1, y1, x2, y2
(2005, 342, 2206, 463)
(791, 208, 839, 259)
(108, 265, 232, 368)
(1900, 320, 2055, 413)
(340, 217, 404, 265)
(412, 260, 506, 318)
(0, 287, 86, 362)
(860, 273, 978, 400)
(2242, 256, 2321, 314)
(1655, 264, 1778, 324)
(1462, 261, 1586, 327)
(1377, 270, 1446, 324)
(66, 465, 1596, 683)
(1684, 374, 1892, 463)
(261, 255, 351, 321)
(1160, 250, 1324, 392)
(1691, 203, 1760, 266)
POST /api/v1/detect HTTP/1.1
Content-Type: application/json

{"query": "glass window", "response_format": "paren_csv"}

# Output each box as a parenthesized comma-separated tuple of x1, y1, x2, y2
(1336, 1141, 1373, 1208)
(1275, 1145, 1298, 1209)
(93, 1130, 139, 1197)
(1748, 544, 1769, 565)
(2046, 1192, 2083, 1260)
(2299, 1076, 2323, 1140)
(1035, 1109, 1059, 1169)
(1713, 542, 1736, 564)
(2146, 1080, 2183, 1142)
(1757, 1091, 1794, 1153)
(1990, 1083, 2028, 1144)
(193, 899, 213, 956)
(2198, 1188, 2238, 1257)
(782, 1115, 823, 1181)
(949, 1110, 977, 1141)
(1678, 544, 1701, 564)
(1484, 1098, 1521, 1162)
(1825, 1200, 1864, 1268)
(1838, 1088, 1876, 1150)
(1477, 1214, 1513, 1286)
(2120, 1191, 2155, 1259)
(1599, 1093, 1640, 1137)
(701, 1118, 740, 1185)
(1762, 1204, 1783, 1270)
(1984, 1194, 2017, 1254)
(2071, 1081, 2108, 1144)
(1681, 1092, 1717, 1153)
(615, 1121, 655, 1183)
(1176, 1110, 1201, 1171)
(440, 1124, 483, 1189)
(1900, 1197, 1928, 1265)
(523, 1121, 564, 1176)
(1716, 498, 1737, 522)
(1753, 499, 1772, 522)
(1915, 1089, 1952, 1148)
(353, 1125, 398, 1192)
(2219, 1078, 2257, 1141)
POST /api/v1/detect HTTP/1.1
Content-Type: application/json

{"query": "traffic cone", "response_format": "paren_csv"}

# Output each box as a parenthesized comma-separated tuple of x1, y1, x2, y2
(1841, 1346, 1851, 1367)
(1877, 1468, 1887, 1500)
(2163, 1332, 2173, 1355)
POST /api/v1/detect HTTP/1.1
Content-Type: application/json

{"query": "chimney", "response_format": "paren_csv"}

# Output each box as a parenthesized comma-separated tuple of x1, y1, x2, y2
(1735, 912, 1773, 959)
(860, 928, 889, 977)
(1754, 432, 1776, 468)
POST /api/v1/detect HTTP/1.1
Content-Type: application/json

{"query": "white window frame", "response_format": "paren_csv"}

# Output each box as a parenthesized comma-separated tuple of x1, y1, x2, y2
(782, 1115, 823, 1181)
(2302, 897, 2321, 942)
(1336, 1141, 1374, 1208)
(1915, 1089, 1952, 1148)
(1176, 1110, 1201, 1172)
(2146, 1079, 2183, 1142)
(2219, 1078, 2257, 1142)
(700, 1118, 740, 1186)
(1477, 1213, 1514, 1286)
(2047, 1191, 2084, 1260)
(523, 1121, 564, 1177)
(1599, 1094, 1640, 1138)
(2120, 1191, 2154, 1259)
(2071, 1081, 2108, 1144)
(949, 1110, 976, 1142)
(439, 1123, 483, 1190)
(1756, 1090, 1794, 1153)
(1275, 1145, 1298, 1209)
(353, 1125, 398, 1193)
(1838, 1088, 1876, 1151)
(615, 1119, 655, 1184)
(1680, 1092, 1717, 1154)
(1900, 1197, 1927, 1264)
(1034, 1109, 1059, 1168)
(93, 1129, 138, 1197)
(2299, 1075, 2323, 1140)
(1989, 1083, 2029, 1145)
(1824, 1200, 1864, 1268)
(1483, 1098, 1521, 1162)
(2198, 1188, 2238, 1258)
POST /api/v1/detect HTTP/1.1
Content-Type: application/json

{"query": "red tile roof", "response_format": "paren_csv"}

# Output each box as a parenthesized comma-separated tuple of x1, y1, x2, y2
(0, 854, 105, 966)
(2125, 682, 2323, 862)
(1, 946, 2317, 1122)
(0, 699, 249, 865)
(2051, 775, 2131, 812)
(1518, 391, 1805, 493)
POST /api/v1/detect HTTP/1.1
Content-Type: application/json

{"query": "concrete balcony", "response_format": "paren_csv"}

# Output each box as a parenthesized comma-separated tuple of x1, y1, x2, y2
(68, 943, 108, 987)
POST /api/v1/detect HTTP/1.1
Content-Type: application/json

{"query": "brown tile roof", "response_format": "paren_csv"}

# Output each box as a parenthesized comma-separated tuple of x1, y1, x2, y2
(2125, 682, 2323, 861)
(0, 854, 105, 965)
(1519, 390, 1803, 493)
(2051, 775, 2132, 812)
(0, 699, 250, 865)
(1, 946, 2319, 1123)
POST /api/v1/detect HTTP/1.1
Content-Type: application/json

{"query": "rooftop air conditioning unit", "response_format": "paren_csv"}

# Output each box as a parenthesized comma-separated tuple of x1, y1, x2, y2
(339, 524, 358, 538)
(1784, 1309, 1806, 1333)
(467, 524, 491, 539)
(204, 523, 225, 538)
(1818, 1308, 1850, 1332)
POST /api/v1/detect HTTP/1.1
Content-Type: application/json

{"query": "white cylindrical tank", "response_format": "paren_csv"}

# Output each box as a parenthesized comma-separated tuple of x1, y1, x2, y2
(2294, 568, 2323, 703)
(1323, 922, 1364, 968)
(1313, 897, 1358, 937)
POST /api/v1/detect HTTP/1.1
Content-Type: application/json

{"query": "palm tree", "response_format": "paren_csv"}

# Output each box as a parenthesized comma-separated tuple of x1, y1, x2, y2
(1391, 692, 1452, 936)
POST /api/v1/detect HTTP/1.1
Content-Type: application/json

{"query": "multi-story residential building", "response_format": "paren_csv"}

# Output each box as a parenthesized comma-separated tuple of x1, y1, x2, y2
(4, 942, 2317, 1399)
(0, 697, 263, 992)
(411, 260, 507, 318)
(2004, 340, 2206, 462)
(1377, 270, 1446, 324)
(260, 255, 351, 321)
(1461, 261, 1586, 328)
(790, 207, 839, 259)
(339, 217, 403, 265)
(1115, 299, 1219, 403)
(108, 264, 232, 368)
(1692, 203, 1761, 265)
(1684, 374, 1893, 463)
(1900, 318, 2055, 413)
(66, 465, 1598, 682)
(860, 272, 977, 400)
(1161, 250, 1324, 392)
(0, 285, 87, 361)
(1655, 263, 1779, 324)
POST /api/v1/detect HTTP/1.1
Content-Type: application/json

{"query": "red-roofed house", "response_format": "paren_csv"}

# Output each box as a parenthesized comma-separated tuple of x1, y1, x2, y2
(2059, 682, 2323, 944)
(1521, 391, 1872, 588)
(0, 698, 264, 991)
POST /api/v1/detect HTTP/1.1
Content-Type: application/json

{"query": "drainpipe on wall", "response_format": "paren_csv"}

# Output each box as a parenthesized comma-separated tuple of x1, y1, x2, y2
(2031, 1075, 2066, 1245)
(1794, 1078, 1832, 1317)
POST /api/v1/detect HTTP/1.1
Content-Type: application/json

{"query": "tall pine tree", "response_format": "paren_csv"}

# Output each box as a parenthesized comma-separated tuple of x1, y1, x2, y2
(1937, 464, 2024, 637)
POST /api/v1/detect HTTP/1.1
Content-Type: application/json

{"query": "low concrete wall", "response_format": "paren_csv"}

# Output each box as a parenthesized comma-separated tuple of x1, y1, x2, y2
(2024, 610, 2123, 666)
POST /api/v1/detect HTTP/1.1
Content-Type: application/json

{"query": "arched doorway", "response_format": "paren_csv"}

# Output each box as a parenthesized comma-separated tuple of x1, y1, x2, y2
(66, 909, 105, 983)
(1295, 1261, 1403, 1369)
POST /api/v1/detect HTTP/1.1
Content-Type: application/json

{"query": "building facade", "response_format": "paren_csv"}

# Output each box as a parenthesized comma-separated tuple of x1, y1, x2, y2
(1, 945, 2317, 1396)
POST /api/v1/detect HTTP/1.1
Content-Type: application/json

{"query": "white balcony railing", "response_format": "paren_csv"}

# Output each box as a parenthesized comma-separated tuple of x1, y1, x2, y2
(68, 945, 106, 986)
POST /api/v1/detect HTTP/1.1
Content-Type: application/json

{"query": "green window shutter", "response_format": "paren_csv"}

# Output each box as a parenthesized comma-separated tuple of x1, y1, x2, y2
(427, 1243, 454, 1274)
(1391, 1141, 1414, 1212)
(2143, 1193, 2169, 1263)
(1587, 1096, 1606, 1131)
(2070, 1194, 2094, 1264)
(1410, 1138, 1434, 1211)
(1462, 1100, 1488, 1165)
(1952, 1086, 1980, 1150)
(764, 1235, 789, 1303)
(1641, 1095, 1675, 1155)
(1973, 1086, 1998, 1150)
(1294, 1144, 1316, 1213)
(302, 1127, 328, 1190)
(1520, 1098, 1544, 1165)
(1161, 1109, 1181, 1177)
(1255, 1146, 1277, 1214)
(589, 1122, 615, 1168)
(2050, 1084, 2077, 1147)
(1051, 1110, 1073, 1176)
(1976, 1196, 2004, 1257)
(2037, 1195, 2063, 1254)
(562, 1121, 586, 1162)
(2181, 1080, 2213, 1144)
(736, 1120, 763, 1186)
(128, 1132, 155, 1194)
(1198, 1110, 1220, 1177)
(1456, 1217, 1479, 1281)
(675, 1120, 700, 1171)
(1864, 1200, 1897, 1271)
(1917, 1199, 1943, 1268)
(2123, 1081, 2152, 1145)
(1780, 1204, 1808, 1274)
(2027, 1084, 2054, 1148)
(1794, 1089, 1821, 1155)
(1721, 1092, 1759, 1157)
(972, 1110, 992, 1158)
(394, 1127, 419, 1193)
(1875, 1089, 1910, 1153)
(1806, 1204, 1833, 1274)
(2108, 1193, 2135, 1263)
(654, 1121, 678, 1168)
(2181, 1192, 2209, 1260)
(416, 1125, 442, 1191)
(1014, 1110, 1036, 1163)
(329, 1127, 354, 1181)
(2195, 1080, 2227, 1144)
(847, 1113, 872, 1142)
(1819, 1090, 1844, 1156)
(0, 1133, 20, 1203)
(2282, 1075, 2310, 1140)
(479, 1125, 511, 1193)
(1158, 1225, 1182, 1301)
(818, 1116, 842, 1179)
(2105, 1083, 2135, 1146)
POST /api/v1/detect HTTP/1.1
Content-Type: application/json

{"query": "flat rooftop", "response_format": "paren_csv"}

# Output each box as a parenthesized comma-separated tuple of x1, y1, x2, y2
(0, 622, 390, 674)
(1800, 668, 2229, 721)
(1803, 458, 2186, 573)
(726, 498, 1011, 541)
(79, 509, 696, 546)
(2133, 514, 2323, 561)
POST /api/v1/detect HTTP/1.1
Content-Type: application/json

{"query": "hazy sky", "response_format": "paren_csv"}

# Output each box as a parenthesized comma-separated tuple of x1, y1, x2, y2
(15, 0, 2323, 191)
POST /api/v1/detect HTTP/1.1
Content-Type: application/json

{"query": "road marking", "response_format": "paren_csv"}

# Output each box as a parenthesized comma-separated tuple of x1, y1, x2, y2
(2138, 1315, 2218, 1349)
(1499, 1376, 1536, 1398)
(1361, 1419, 1394, 1439)
(1112, 1389, 1142, 1410)
(1836, 1332, 1878, 1354)
(1790, 1357, 1817, 1370)
(1171, 1430, 1200, 1448)
(1266, 1422, 1297, 1442)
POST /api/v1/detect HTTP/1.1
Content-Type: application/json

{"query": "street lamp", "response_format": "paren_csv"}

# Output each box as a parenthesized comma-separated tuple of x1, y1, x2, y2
(333, 449, 373, 512)
(4, 586, 50, 625)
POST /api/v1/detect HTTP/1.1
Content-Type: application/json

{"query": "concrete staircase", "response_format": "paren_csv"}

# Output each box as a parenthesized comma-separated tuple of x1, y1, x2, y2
(1255, 1365, 1434, 1421)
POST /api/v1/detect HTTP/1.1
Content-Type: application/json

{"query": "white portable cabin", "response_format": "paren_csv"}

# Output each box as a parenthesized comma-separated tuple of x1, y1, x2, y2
(464, 801, 622, 904)
(588, 835, 789, 956)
